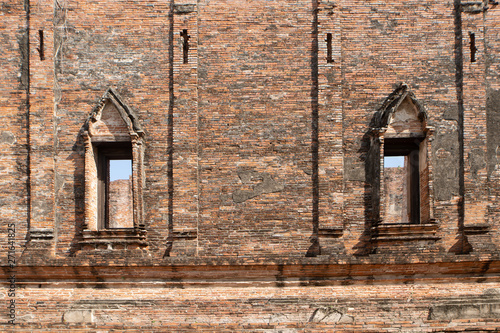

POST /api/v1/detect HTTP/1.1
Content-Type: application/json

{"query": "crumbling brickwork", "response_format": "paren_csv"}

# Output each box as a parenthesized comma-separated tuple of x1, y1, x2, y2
(2, 0, 500, 331)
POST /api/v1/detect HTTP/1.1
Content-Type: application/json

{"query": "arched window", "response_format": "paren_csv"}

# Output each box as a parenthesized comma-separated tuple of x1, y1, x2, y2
(80, 88, 146, 251)
(370, 83, 435, 227)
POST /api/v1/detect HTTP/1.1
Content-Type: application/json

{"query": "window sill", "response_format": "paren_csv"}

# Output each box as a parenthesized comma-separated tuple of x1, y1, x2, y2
(172, 229, 198, 240)
(80, 228, 147, 251)
(463, 224, 490, 235)
(371, 220, 440, 243)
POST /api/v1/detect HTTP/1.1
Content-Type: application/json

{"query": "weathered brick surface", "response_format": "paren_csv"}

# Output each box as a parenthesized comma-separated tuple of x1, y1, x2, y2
(0, 1, 29, 263)
(383, 166, 407, 224)
(2, 0, 500, 330)
(3, 282, 500, 331)
(108, 178, 133, 228)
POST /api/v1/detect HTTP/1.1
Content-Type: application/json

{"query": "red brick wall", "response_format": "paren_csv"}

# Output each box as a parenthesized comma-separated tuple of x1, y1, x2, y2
(383, 166, 407, 224)
(3, 280, 500, 331)
(0, 0, 29, 265)
(2, 0, 500, 330)
(108, 178, 133, 228)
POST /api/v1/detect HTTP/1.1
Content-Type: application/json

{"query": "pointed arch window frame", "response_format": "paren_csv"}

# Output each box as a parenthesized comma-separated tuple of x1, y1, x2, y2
(369, 84, 438, 236)
(82, 88, 145, 232)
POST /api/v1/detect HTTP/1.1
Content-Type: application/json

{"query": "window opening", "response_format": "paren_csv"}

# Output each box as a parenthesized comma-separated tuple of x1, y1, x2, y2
(96, 143, 134, 229)
(370, 83, 433, 229)
(326, 33, 334, 63)
(384, 155, 408, 223)
(469, 32, 477, 63)
(38, 30, 45, 61)
(82, 88, 146, 250)
(108, 159, 133, 229)
(180, 29, 190, 64)
(384, 156, 404, 168)
(109, 159, 132, 181)
(384, 139, 421, 224)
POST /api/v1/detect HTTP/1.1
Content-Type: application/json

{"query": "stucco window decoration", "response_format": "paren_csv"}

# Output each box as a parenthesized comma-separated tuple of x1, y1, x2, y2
(368, 83, 438, 242)
(80, 88, 146, 250)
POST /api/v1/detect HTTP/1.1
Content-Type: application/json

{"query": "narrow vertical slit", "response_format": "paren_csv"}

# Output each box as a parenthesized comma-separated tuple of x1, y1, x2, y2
(38, 29, 45, 61)
(180, 29, 190, 64)
(469, 32, 477, 63)
(326, 33, 333, 63)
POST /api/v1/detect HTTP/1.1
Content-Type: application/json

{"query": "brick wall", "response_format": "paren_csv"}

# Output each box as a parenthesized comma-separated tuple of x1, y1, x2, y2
(3, 282, 500, 331)
(383, 166, 407, 224)
(2, 0, 500, 331)
(108, 177, 133, 229)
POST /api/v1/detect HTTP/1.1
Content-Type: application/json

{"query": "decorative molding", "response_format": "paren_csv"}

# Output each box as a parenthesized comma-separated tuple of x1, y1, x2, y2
(86, 88, 144, 137)
(174, 4, 196, 14)
(372, 222, 440, 243)
(461, 1, 487, 13)
(318, 227, 343, 238)
(464, 224, 490, 235)
(371, 82, 427, 133)
(79, 229, 147, 251)
(82, 88, 145, 232)
(172, 229, 198, 240)
(29, 228, 54, 241)
(428, 293, 500, 320)
(5, 260, 500, 287)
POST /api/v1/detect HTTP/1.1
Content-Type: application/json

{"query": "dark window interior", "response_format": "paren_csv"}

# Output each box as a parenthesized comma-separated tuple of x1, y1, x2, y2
(180, 29, 190, 64)
(326, 33, 333, 63)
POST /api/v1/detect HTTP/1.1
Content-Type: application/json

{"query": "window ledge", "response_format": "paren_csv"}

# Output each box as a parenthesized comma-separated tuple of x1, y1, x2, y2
(371, 221, 440, 243)
(29, 228, 54, 241)
(318, 227, 343, 238)
(172, 229, 198, 240)
(80, 229, 147, 251)
(463, 224, 490, 235)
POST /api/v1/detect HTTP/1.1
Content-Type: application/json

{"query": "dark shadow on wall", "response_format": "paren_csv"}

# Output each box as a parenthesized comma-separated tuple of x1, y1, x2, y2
(353, 131, 377, 256)
(22, 10, 31, 241)
(163, 0, 175, 258)
(449, 0, 468, 254)
(306, 0, 321, 257)
(67, 128, 87, 256)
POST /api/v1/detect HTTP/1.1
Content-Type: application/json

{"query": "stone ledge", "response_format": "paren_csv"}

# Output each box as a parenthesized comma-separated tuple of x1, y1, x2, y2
(318, 227, 343, 238)
(461, 1, 487, 13)
(174, 4, 196, 14)
(172, 229, 197, 240)
(428, 293, 500, 320)
(371, 221, 440, 243)
(464, 224, 490, 235)
(79, 228, 147, 251)
(29, 228, 54, 241)
(4, 260, 500, 288)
